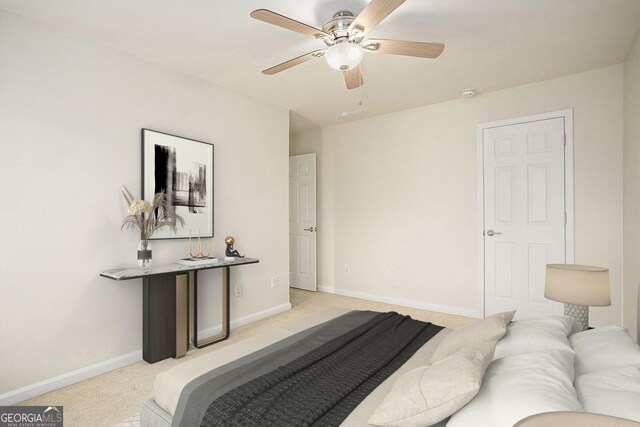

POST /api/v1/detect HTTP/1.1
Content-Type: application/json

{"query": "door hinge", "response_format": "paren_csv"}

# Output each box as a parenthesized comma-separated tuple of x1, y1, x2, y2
(563, 134, 567, 147)
(564, 212, 567, 225)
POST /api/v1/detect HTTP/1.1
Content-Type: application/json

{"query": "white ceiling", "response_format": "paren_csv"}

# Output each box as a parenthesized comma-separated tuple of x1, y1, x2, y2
(1, 0, 639, 134)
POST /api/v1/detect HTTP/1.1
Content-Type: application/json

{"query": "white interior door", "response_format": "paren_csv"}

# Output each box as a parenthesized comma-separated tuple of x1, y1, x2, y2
(289, 154, 317, 291)
(483, 117, 567, 319)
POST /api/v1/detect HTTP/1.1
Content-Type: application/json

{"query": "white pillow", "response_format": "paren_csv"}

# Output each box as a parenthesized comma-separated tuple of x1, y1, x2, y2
(447, 351, 583, 427)
(575, 364, 640, 422)
(570, 325, 640, 376)
(510, 315, 578, 336)
(369, 342, 496, 427)
(430, 311, 514, 363)
(493, 316, 577, 367)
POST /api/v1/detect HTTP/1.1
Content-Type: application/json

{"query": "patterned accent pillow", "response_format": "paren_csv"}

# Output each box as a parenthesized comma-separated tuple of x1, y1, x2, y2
(430, 311, 514, 363)
(369, 341, 496, 427)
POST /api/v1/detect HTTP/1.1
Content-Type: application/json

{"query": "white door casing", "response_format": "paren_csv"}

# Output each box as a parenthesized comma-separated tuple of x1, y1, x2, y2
(289, 154, 317, 291)
(479, 111, 574, 319)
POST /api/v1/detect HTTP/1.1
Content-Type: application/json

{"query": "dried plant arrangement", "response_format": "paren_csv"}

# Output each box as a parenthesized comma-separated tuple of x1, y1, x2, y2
(120, 186, 184, 240)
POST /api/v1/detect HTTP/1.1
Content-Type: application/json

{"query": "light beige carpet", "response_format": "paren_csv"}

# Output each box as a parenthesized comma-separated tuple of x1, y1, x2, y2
(19, 289, 473, 427)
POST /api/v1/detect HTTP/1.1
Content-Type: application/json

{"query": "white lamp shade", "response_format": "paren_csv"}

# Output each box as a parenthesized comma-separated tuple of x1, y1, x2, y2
(544, 264, 611, 306)
(324, 42, 363, 71)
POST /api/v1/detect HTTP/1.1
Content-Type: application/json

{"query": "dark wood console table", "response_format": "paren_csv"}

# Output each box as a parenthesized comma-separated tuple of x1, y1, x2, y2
(100, 257, 259, 363)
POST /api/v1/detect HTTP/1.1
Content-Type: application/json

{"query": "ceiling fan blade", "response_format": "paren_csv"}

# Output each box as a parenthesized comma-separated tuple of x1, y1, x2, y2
(262, 50, 325, 75)
(349, 0, 406, 35)
(344, 65, 364, 89)
(251, 9, 331, 39)
(364, 39, 445, 58)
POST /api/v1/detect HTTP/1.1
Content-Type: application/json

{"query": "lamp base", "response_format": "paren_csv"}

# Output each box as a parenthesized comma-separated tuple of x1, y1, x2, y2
(564, 303, 589, 331)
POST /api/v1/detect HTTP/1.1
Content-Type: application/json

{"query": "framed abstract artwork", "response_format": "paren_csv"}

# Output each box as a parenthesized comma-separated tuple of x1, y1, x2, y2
(141, 129, 214, 239)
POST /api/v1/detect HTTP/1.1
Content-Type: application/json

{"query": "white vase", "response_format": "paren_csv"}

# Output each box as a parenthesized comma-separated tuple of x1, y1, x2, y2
(137, 239, 152, 268)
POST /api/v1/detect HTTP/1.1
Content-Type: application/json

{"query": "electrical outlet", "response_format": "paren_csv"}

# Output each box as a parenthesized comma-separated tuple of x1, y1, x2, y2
(345, 264, 351, 274)
(271, 276, 278, 288)
(234, 283, 242, 298)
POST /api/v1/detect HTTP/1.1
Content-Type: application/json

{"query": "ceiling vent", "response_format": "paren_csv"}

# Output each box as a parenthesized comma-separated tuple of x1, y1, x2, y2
(339, 109, 367, 119)
(461, 88, 476, 98)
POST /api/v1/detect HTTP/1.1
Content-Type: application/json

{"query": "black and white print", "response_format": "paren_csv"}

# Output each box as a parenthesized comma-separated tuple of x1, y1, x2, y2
(142, 129, 214, 239)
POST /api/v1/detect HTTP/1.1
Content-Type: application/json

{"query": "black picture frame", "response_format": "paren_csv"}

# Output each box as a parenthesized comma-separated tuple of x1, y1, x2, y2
(141, 128, 214, 240)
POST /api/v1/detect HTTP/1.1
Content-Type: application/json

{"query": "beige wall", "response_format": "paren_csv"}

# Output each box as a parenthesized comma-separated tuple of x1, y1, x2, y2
(0, 10, 290, 395)
(624, 30, 640, 342)
(291, 65, 624, 325)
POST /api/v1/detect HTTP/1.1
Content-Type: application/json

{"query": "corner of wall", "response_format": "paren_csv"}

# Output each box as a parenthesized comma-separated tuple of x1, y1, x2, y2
(623, 29, 640, 341)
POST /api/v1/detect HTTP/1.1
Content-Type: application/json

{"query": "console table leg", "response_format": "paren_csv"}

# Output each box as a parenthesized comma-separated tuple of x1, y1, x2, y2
(142, 274, 176, 363)
(221, 267, 230, 339)
(188, 271, 195, 349)
(175, 273, 188, 358)
(194, 266, 231, 348)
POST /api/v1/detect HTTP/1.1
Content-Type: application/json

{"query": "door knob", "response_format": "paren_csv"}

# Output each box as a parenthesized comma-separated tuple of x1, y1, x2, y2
(303, 227, 317, 232)
(486, 229, 502, 236)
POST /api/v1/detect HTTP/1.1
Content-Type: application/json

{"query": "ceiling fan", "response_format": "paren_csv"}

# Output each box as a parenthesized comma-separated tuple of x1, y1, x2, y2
(250, 0, 445, 90)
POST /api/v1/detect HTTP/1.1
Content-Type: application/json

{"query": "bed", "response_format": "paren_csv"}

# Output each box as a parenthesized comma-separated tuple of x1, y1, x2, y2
(140, 307, 640, 427)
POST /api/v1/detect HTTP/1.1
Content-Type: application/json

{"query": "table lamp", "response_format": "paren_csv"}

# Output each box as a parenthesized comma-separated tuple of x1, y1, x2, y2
(544, 264, 610, 331)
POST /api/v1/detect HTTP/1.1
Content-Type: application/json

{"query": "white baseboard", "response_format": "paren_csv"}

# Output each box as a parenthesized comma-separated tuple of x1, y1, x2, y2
(0, 302, 292, 405)
(197, 302, 292, 339)
(0, 350, 142, 406)
(318, 286, 481, 319)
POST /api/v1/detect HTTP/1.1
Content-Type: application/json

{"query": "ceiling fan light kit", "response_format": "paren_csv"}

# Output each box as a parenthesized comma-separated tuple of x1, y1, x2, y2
(250, 0, 445, 90)
(325, 42, 364, 71)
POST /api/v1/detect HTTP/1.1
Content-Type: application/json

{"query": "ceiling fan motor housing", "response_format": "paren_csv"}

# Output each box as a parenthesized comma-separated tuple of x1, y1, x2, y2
(322, 11, 364, 44)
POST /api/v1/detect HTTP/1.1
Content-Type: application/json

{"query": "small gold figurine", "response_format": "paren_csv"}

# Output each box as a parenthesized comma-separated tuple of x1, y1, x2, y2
(225, 236, 244, 258)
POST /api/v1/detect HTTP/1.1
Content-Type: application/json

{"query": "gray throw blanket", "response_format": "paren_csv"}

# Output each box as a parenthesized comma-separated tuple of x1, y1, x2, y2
(200, 311, 442, 427)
